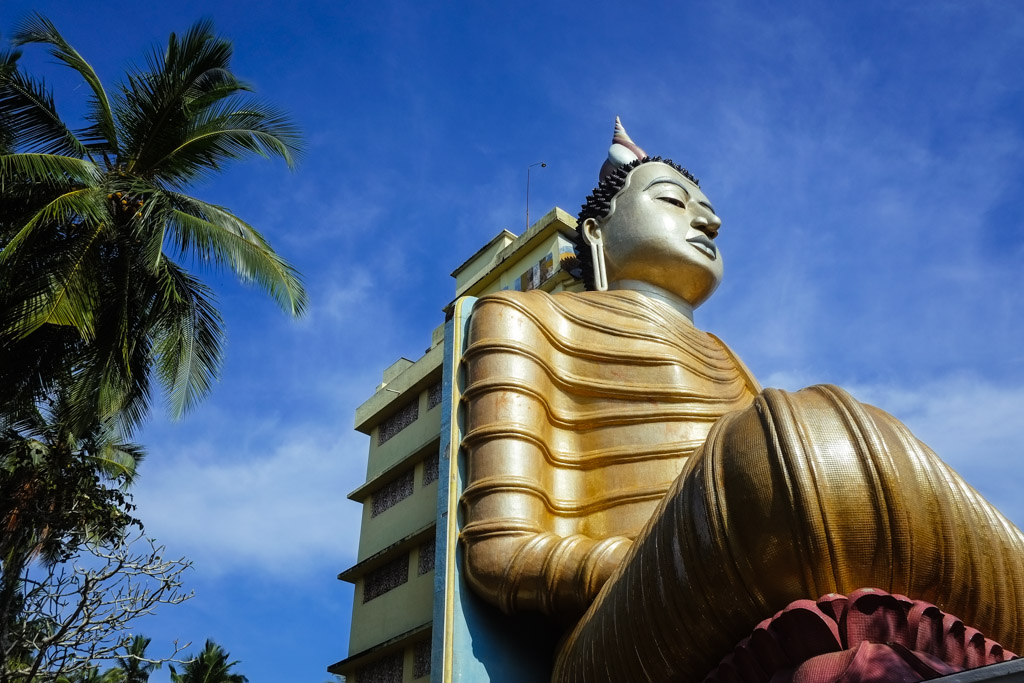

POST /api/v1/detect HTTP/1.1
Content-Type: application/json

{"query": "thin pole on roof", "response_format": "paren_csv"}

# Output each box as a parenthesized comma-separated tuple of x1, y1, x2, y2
(526, 161, 547, 230)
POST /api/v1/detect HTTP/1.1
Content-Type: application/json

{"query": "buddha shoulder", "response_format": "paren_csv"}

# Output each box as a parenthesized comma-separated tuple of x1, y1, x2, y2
(470, 288, 697, 338)
(467, 289, 759, 396)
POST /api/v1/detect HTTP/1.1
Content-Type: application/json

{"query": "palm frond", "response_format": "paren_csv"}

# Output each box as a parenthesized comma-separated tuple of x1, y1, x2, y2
(121, 18, 243, 170)
(0, 44, 18, 79)
(12, 13, 118, 153)
(184, 74, 251, 112)
(0, 186, 106, 262)
(145, 96, 301, 184)
(0, 45, 23, 152)
(0, 324, 80, 416)
(54, 234, 153, 434)
(171, 640, 248, 683)
(1, 219, 103, 340)
(89, 435, 144, 485)
(0, 153, 100, 188)
(164, 19, 246, 102)
(158, 19, 233, 87)
(0, 398, 46, 437)
(166, 194, 307, 316)
(151, 260, 224, 419)
(0, 61, 89, 156)
(69, 311, 153, 436)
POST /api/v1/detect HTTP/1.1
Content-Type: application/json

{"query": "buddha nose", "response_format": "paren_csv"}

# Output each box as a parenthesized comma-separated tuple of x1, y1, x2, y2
(691, 210, 721, 239)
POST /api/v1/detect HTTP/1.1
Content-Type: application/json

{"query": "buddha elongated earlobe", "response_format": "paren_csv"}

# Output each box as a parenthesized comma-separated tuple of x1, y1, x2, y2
(582, 218, 608, 291)
(592, 243, 608, 291)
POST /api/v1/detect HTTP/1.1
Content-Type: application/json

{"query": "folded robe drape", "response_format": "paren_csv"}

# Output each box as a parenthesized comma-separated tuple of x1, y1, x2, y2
(552, 384, 1024, 682)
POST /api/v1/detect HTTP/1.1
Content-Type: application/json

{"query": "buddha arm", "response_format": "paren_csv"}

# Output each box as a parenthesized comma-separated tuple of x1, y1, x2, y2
(458, 410, 633, 617)
(458, 293, 632, 616)
(459, 519, 631, 617)
(553, 385, 1024, 682)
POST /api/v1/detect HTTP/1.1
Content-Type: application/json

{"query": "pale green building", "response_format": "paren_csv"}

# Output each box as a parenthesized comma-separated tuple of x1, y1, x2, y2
(330, 208, 584, 683)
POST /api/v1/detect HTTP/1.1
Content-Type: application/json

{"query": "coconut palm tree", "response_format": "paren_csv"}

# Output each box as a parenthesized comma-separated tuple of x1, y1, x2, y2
(115, 635, 160, 683)
(58, 666, 125, 683)
(168, 641, 247, 683)
(0, 15, 307, 435)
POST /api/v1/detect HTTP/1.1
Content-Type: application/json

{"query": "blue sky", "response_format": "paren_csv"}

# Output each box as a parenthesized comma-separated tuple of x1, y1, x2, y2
(4, 1, 1024, 681)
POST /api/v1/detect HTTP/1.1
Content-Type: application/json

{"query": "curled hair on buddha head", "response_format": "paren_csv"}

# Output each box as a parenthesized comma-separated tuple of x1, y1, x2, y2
(571, 118, 700, 291)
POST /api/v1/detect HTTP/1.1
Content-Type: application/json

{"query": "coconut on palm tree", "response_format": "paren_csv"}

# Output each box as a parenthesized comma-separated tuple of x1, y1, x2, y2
(0, 15, 307, 436)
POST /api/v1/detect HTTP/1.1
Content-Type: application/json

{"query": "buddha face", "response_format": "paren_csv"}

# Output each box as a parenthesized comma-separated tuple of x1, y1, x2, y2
(582, 162, 724, 309)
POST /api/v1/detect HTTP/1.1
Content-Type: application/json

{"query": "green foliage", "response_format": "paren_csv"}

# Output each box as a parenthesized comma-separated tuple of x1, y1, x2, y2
(169, 641, 248, 683)
(0, 14, 307, 437)
(0, 394, 141, 562)
(57, 665, 126, 683)
(114, 636, 160, 683)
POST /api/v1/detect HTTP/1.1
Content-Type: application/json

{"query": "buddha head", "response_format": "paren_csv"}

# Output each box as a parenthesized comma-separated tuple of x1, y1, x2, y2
(574, 119, 723, 313)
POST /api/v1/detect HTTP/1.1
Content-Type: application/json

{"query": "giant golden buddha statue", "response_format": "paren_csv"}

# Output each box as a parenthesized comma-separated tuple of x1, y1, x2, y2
(458, 119, 1024, 682)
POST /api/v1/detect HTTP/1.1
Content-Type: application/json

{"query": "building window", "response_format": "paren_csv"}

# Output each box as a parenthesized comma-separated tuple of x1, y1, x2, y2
(417, 537, 435, 575)
(371, 469, 414, 518)
(427, 381, 443, 410)
(378, 400, 418, 445)
(510, 251, 560, 293)
(422, 451, 439, 487)
(413, 640, 431, 679)
(363, 554, 409, 603)
(355, 652, 403, 683)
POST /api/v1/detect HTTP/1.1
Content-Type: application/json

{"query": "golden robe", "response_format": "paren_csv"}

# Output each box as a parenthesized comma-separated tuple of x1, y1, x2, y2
(459, 289, 1024, 681)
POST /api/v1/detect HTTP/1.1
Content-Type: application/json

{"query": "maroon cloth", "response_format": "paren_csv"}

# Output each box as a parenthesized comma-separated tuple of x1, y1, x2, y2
(703, 589, 1016, 683)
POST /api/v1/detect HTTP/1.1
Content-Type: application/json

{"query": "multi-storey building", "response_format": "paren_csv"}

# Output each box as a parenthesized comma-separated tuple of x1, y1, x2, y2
(329, 208, 583, 683)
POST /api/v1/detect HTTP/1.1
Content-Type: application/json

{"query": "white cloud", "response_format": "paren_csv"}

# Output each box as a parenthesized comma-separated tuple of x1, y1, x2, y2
(133, 424, 368, 579)
(309, 268, 379, 325)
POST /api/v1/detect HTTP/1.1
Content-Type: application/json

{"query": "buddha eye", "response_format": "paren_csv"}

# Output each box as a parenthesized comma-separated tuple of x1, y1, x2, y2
(657, 196, 688, 209)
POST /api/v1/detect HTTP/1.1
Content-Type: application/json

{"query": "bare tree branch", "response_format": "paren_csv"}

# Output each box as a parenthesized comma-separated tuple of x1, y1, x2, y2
(1, 532, 192, 682)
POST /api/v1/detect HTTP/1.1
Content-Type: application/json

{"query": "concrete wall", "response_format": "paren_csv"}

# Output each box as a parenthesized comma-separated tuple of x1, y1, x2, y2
(348, 554, 435, 654)
(366, 393, 442, 481)
(357, 458, 439, 560)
